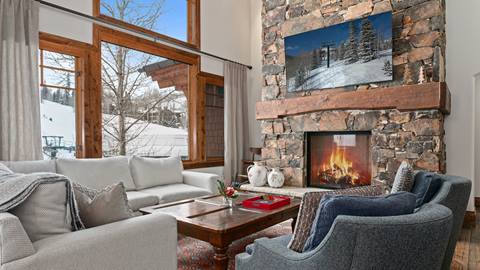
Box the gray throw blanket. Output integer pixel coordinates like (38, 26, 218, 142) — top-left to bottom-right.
(0, 172, 84, 231)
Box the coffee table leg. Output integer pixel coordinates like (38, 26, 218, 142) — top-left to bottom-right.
(291, 217, 297, 232)
(213, 246, 229, 270)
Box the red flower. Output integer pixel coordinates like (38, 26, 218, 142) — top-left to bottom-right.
(225, 187, 235, 197)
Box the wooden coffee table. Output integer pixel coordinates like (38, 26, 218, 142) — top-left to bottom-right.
(140, 193, 301, 270)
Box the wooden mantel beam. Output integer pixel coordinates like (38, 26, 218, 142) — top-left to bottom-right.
(256, 82, 451, 120)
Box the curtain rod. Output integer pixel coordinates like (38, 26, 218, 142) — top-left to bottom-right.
(34, 0, 253, 70)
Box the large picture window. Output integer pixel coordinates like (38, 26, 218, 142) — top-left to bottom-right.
(101, 42, 190, 159)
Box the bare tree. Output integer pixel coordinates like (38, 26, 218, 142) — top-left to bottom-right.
(100, 0, 178, 156)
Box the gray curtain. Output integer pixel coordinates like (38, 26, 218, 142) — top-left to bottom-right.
(0, 0, 42, 161)
(224, 62, 249, 184)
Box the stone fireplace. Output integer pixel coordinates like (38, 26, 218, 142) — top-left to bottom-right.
(307, 131, 372, 189)
(256, 0, 450, 189)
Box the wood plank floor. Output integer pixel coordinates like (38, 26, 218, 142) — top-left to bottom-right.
(451, 208, 480, 270)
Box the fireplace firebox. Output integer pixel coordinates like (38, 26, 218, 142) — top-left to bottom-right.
(306, 132, 372, 189)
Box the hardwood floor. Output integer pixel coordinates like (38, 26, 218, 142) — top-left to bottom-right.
(451, 208, 480, 270)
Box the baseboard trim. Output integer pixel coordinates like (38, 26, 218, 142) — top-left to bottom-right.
(463, 211, 476, 228)
(475, 197, 480, 207)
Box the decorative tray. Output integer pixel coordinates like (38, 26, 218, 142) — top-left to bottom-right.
(241, 195, 291, 210)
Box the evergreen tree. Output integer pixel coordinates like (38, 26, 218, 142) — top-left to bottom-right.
(358, 18, 377, 62)
(383, 60, 393, 76)
(345, 22, 358, 64)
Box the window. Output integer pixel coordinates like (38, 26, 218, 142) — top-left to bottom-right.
(204, 80, 224, 159)
(39, 49, 78, 159)
(199, 72, 225, 164)
(101, 42, 190, 159)
(96, 0, 199, 47)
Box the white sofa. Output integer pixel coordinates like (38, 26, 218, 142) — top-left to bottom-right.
(0, 156, 220, 270)
(1, 156, 220, 211)
(0, 212, 178, 270)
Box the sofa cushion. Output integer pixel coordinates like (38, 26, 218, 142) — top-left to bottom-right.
(126, 191, 159, 211)
(138, 184, 210, 204)
(1, 160, 56, 174)
(391, 161, 414, 193)
(288, 185, 384, 252)
(10, 182, 72, 242)
(411, 171, 444, 208)
(73, 182, 134, 228)
(130, 156, 183, 189)
(302, 192, 417, 252)
(57, 157, 136, 191)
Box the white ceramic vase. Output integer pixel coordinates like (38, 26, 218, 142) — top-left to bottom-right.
(267, 168, 285, 188)
(247, 162, 268, 187)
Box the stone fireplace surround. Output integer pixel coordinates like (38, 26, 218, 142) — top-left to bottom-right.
(251, 0, 449, 190)
(261, 108, 446, 188)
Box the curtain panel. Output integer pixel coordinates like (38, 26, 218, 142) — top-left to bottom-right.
(0, 0, 42, 161)
(223, 62, 249, 184)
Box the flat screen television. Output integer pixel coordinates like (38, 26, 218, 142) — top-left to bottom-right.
(285, 12, 393, 92)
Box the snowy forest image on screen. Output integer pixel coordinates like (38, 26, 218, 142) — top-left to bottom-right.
(285, 12, 393, 92)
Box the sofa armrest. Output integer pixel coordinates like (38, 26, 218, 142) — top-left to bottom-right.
(182, 171, 219, 194)
(5, 213, 177, 270)
(0, 212, 35, 265)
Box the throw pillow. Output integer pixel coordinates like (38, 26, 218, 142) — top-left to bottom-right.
(129, 156, 184, 190)
(287, 185, 384, 252)
(10, 181, 72, 242)
(391, 161, 414, 193)
(302, 192, 416, 252)
(411, 171, 444, 208)
(73, 182, 134, 228)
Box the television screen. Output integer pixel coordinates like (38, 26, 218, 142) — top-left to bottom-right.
(285, 12, 393, 92)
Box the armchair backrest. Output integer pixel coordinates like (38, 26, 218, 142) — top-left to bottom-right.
(310, 203, 452, 270)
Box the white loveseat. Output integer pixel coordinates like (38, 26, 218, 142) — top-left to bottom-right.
(1, 156, 220, 211)
(0, 156, 220, 270)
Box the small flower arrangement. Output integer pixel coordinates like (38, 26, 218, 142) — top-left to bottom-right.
(216, 180, 238, 199)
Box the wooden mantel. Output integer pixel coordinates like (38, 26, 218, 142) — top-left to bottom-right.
(256, 82, 451, 120)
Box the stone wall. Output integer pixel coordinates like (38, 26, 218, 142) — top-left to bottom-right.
(260, 0, 447, 187)
(262, 109, 445, 186)
(262, 0, 446, 100)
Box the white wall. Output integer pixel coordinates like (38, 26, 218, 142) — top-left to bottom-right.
(445, 0, 480, 211)
(248, 0, 264, 148)
(200, 0, 251, 76)
(39, 0, 92, 44)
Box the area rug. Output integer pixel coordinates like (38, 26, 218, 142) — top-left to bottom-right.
(177, 220, 292, 270)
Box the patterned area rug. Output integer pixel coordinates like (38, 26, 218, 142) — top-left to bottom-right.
(177, 220, 292, 270)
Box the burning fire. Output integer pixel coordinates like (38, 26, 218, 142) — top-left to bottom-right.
(318, 147, 360, 185)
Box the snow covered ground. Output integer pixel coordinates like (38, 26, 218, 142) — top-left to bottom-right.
(288, 50, 393, 92)
(40, 99, 188, 159)
(102, 115, 188, 158)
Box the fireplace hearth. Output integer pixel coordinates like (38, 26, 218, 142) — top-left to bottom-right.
(307, 132, 372, 189)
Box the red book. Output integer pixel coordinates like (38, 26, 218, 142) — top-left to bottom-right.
(242, 195, 291, 210)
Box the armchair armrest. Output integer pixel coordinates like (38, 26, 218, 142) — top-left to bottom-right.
(182, 171, 219, 194)
(0, 212, 35, 265)
(3, 213, 177, 270)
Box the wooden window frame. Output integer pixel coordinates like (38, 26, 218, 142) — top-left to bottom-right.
(39, 32, 93, 158)
(194, 71, 225, 168)
(92, 25, 205, 166)
(93, 0, 201, 49)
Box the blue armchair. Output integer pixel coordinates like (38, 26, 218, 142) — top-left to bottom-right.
(236, 174, 471, 270)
